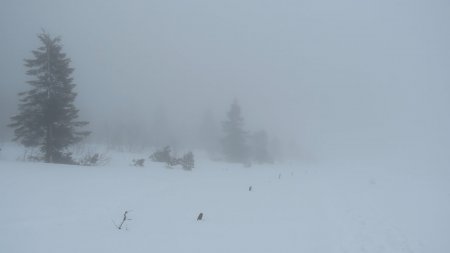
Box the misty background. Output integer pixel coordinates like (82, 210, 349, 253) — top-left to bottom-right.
(1, 0, 449, 167)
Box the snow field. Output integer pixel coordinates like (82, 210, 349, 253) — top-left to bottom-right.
(0, 143, 449, 253)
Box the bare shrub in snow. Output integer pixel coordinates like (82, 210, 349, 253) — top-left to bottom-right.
(132, 159, 145, 167)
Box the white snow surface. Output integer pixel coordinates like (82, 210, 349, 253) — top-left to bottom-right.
(0, 143, 449, 253)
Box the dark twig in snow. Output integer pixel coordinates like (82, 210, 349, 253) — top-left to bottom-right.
(114, 210, 132, 230)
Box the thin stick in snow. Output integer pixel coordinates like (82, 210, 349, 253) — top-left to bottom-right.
(114, 210, 132, 230)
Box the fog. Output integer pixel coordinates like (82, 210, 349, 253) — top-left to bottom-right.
(1, 0, 450, 166)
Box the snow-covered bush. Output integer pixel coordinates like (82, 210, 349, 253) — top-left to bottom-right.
(149, 146, 172, 163)
(166, 156, 180, 167)
(77, 153, 109, 166)
(78, 153, 99, 166)
(179, 151, 194, 170)
(150, 146, 194, 170)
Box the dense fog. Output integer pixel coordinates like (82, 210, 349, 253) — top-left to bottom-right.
(1, 0, 449, 166)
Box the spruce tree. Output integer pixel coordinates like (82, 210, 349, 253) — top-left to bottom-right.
(221, 100, 248, 163)
(9, 32, 89, 164)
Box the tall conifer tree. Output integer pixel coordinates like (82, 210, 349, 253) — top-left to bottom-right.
(9, 32, 89, 163)
(221, 100, 248, 163)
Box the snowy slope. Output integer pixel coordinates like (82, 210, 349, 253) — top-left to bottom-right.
(0, 143, 449, 253)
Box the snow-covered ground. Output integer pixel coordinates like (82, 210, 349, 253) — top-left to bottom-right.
(0, 143, 449, 253)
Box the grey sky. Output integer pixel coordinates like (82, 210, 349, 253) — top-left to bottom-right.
(1, 0, 449, 165)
